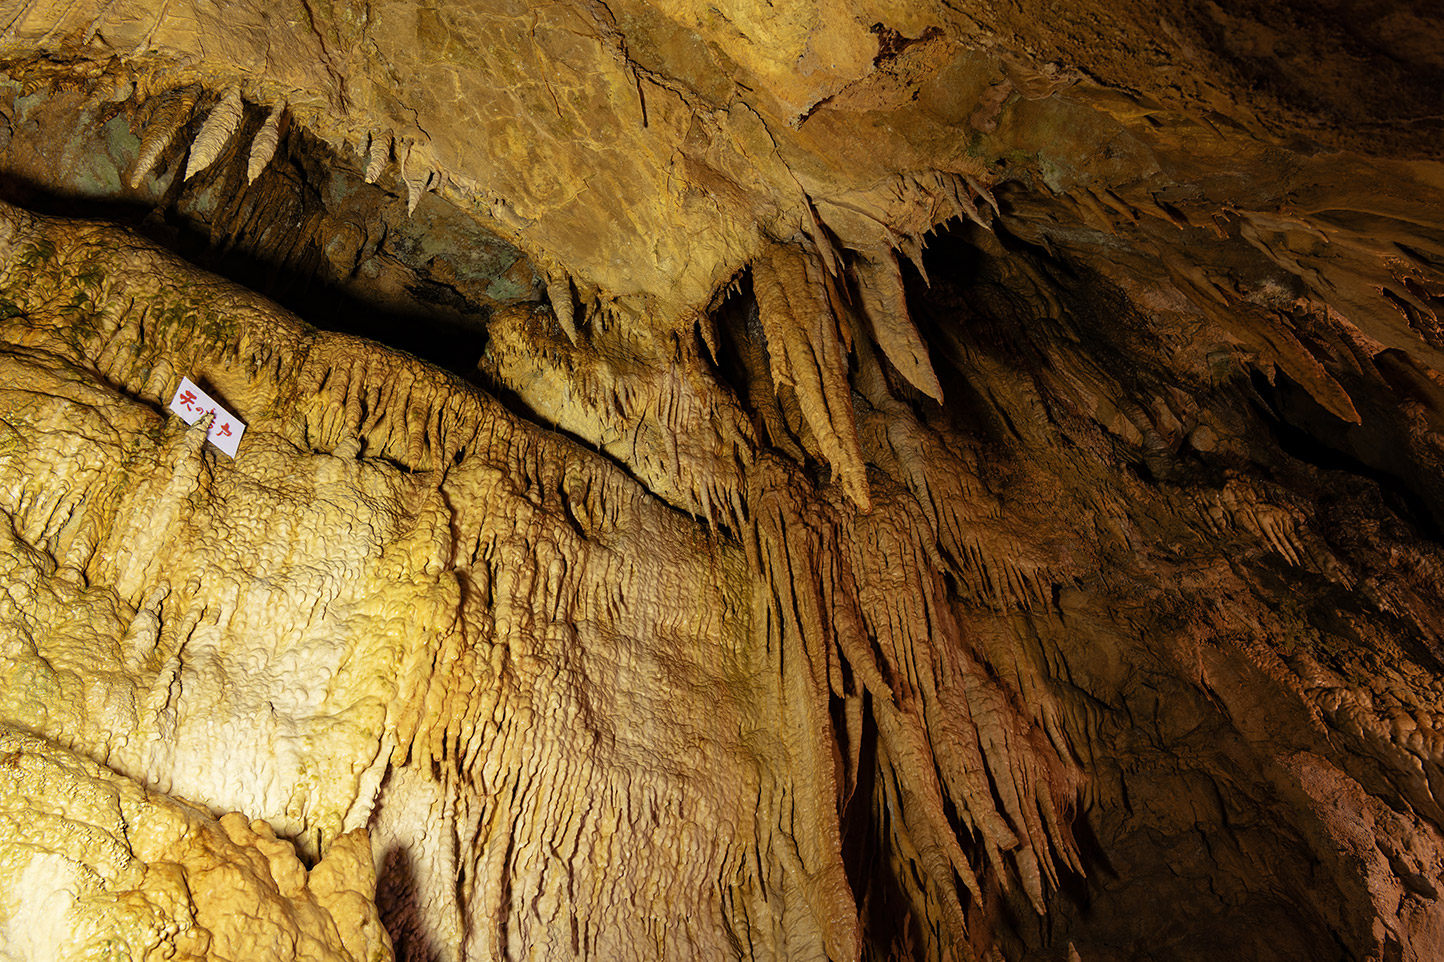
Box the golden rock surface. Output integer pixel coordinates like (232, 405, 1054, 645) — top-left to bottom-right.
(0, 727, 389, 960)
(0, 2, 1442, 961)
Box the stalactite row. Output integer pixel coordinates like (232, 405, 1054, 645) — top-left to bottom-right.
(0, 347, 147, 570)
(128, 84, 287, 188)
(728, 170, 1004, 514)
(370, 424, 784, 961)
(296, 348, 490, 472)
(124, 79, 444, 216)
(718, 215, 1070, 613)
(854, 398, 1067, 613)
(741, 456, 1083, 958)
(0, 205, 321, 427)
(353, 128, 443, 214)
(1021, 176, 1444, 434)
(0, 202, 502, 482)
(1211, 515, 1444, 832)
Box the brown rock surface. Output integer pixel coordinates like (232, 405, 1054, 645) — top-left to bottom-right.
(0, 1, 1441, 961)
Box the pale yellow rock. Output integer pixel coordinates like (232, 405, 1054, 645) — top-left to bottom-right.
(0, 726, 391, 962)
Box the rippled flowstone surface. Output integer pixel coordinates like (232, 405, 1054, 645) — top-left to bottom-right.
(0, 202, 1083, 960)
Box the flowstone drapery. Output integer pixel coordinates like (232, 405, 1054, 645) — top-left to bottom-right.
(0, 202, 1083, 960)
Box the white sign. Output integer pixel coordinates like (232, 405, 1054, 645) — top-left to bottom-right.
(168, 377, 246, 457)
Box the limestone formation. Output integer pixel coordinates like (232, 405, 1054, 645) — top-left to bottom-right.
(246, 102, 283, 185)
(182, 86, 242, 181)
(0, 1, 1442, 961)
(363, 132, 391, 186)
(127, 85, 194, 188)
(0, 728, 390, 961)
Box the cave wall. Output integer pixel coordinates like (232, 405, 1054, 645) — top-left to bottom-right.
(0, 2, 1443, 961)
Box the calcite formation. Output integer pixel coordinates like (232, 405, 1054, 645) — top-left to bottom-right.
(0, 1, 1442, 961)
(0, 729, 389, 961)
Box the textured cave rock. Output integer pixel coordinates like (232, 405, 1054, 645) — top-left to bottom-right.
(1, 2, 1444, 961)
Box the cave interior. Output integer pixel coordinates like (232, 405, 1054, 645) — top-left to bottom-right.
(0, 2, 1443, 961)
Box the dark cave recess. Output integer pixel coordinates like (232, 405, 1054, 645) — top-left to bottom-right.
(0, 79, 543, 375)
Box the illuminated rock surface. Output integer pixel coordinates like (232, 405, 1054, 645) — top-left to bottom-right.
(0, 1, 1442, 960)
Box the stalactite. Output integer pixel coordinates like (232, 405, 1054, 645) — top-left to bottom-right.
(364, 131, 391, 184)
(184, 86, 243, 181)
(740, 453, 1081, 959)
(399, 138, 431, 215)
(247, 101, 282, 184)
(127, 86, 195, 188)
(752, 239, 871, 510)
(852, 247, 944, 402)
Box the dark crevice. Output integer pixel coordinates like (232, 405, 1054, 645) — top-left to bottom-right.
(1249, 368, 1444, 543)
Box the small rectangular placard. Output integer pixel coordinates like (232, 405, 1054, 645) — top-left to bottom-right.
(168, 377, 245, 457)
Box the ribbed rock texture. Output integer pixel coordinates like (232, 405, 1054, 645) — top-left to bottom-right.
(0, 1, 1442, 961)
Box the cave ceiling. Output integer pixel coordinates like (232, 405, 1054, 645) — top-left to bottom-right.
(1, 1, 1443, 961)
